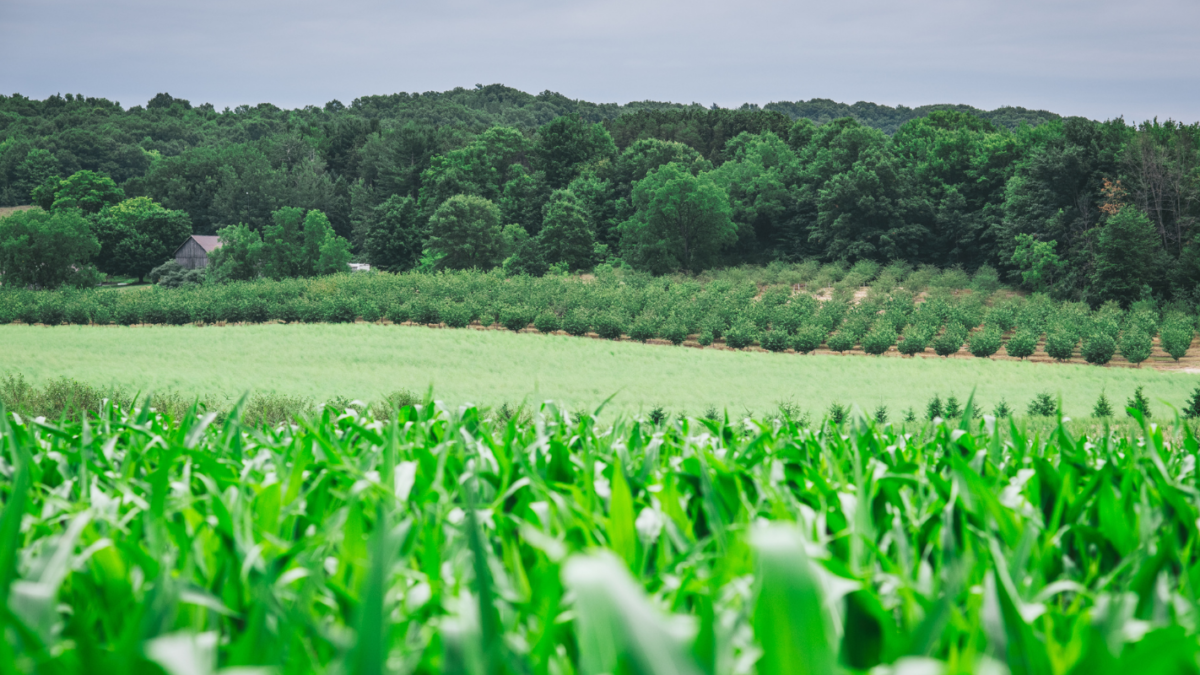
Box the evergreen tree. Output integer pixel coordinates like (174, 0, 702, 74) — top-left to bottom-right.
(944, 395, 963, 418)
(1184, 387, 1200, 419)
(1092, 392, 1114, 418)
(926, 395, 943, 420)
(363, 195, 423, 272)
(539, 190, 595, 271)
(993, 399, 1012, 419)
(1126, 386, 1152, 418)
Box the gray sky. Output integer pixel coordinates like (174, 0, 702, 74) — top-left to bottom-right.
(3, 0, 1198, 122)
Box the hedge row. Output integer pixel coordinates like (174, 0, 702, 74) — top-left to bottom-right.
(2, 269, 1196, 364)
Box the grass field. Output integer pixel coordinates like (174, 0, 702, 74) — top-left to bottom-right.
(3, 322, 1198, 418)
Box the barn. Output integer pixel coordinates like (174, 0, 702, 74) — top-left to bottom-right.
(174, 235, 223, 270)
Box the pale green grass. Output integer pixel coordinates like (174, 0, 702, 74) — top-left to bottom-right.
(2, 323, 1198, 417)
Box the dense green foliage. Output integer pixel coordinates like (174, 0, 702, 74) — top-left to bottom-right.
(4, 87, 1197, 304)
(4, 394, 1200, 674)
(1, 263, 1194, 369)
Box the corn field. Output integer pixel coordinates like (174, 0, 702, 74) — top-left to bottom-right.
(3, 396, 1200, 674)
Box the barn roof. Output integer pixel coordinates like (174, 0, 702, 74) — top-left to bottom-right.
(175, 235, 223, 256)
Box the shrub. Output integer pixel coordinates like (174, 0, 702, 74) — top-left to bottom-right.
(761, 329, 790, 352)
(724, 320, 759, 350)
(697, 327, 715, 346)
(534, 310, 561, 334)
(1027, 392, 1057, 417)
(1080, 333, 1116, 365)
(1126, 386, 1152, 418)
(1160, 322, 1193, 361)
(926, 395, 943, 420)
(1093, 393, 1113, 418)
(993, 399, 1012, 419)
(861, 324, 895, 356)
(442, 302, 473, 328)
(1044, 330, 1076, 361)
(826, 330, 855, 354)
(500, 305, 533, 332)
(944, 396, 963, 418)
(897, 325, 930, 356)
(412, 300, 441, 325)
(1003, 329, 1038, 359)
(359, 301, 382, 323)
(872, 404, 888, 424)
(594, 311, 626, 340)
(1119, 328, 1153, 366)
(932, 324, 966, 357)
(828, 402, 847, 425)
(792, 324, 825, 353)
(967, 327, 1002, 358)
(386, 303, 411, 325)
(660, 319, 688, 346)
(629, 314, 658, 342)
(562, 309, 590, 336)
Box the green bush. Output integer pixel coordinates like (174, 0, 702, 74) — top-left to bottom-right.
(967, 327, 1002, 358)
(386, 302, 411, 325)
(761, 329, 790, 352)
(1044, 330, 1076, 361)
(861, 324, 895, 356)
(412, 299, 441, 325)
(723, 320, 759, 349)
(1160, 322, 1193, 361)
(323, 296, 358, 323)
(500, 305, 533, 332)
(562, 309, 591, 336)
(826, 330, 855, 353)
(629, 314, 658, 342)
(791, 324, 825, 353)
(660, 319, 688, 345)
(1119, 328, 1153, 366)
(697, 327, 714, 346)
(534, 310, 561, 334)
(1081, 333, 1116, 365)
(442, 301, 473, 328)
(594, 311, 626, 340)
(1027, 392, 1057, 417)
(1003, 329, 1038, 359)
(932, 324, 966, 357)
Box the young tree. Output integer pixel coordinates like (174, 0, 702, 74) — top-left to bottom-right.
(539, 189, 595, 271)
(93, 197, 193, 282)
(1091, 206, 1159, 306)
(425, 194, 505, 270)
(0, 208, 99, 288)
(261, 207, 352, 278)
(1010, 234, 1063, 292)
(42, 170, 125, 214)
(619, 163, 736, 274)
(363, 195, 423, 272)
(207, 224, 263, 283)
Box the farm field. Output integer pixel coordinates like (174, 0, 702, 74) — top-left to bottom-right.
(3, 391, 1197, 674)
(2, 322, 1198, 418)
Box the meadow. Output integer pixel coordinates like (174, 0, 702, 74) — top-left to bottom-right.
(2, 322, 1198, 420)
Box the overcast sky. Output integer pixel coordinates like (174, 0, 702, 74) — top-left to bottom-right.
(3, 0, 1197, 122)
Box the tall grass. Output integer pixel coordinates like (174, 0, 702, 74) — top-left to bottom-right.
(3, 398, 1200, 673)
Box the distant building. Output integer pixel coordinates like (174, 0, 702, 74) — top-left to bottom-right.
(349, 263, 371, 273)
(174, 235, 223, 270)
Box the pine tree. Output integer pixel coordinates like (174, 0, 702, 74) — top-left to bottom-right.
(1092, 392, 1114, 418)
(828, 402, 848, 425)
(993, 399, 1012, 419)
(1126, 386, 1152, 419)
(873, 404, 888, 424)
(944, 395, 963, 419)
(904, 408, 917, 423)
(1185, 387, 1200, 419)
(926, 395, 943, 420)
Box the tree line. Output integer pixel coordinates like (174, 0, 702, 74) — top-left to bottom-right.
(1, 85, 1197, 306)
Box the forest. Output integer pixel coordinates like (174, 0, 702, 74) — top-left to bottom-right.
(1, 84, 1198, 306)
